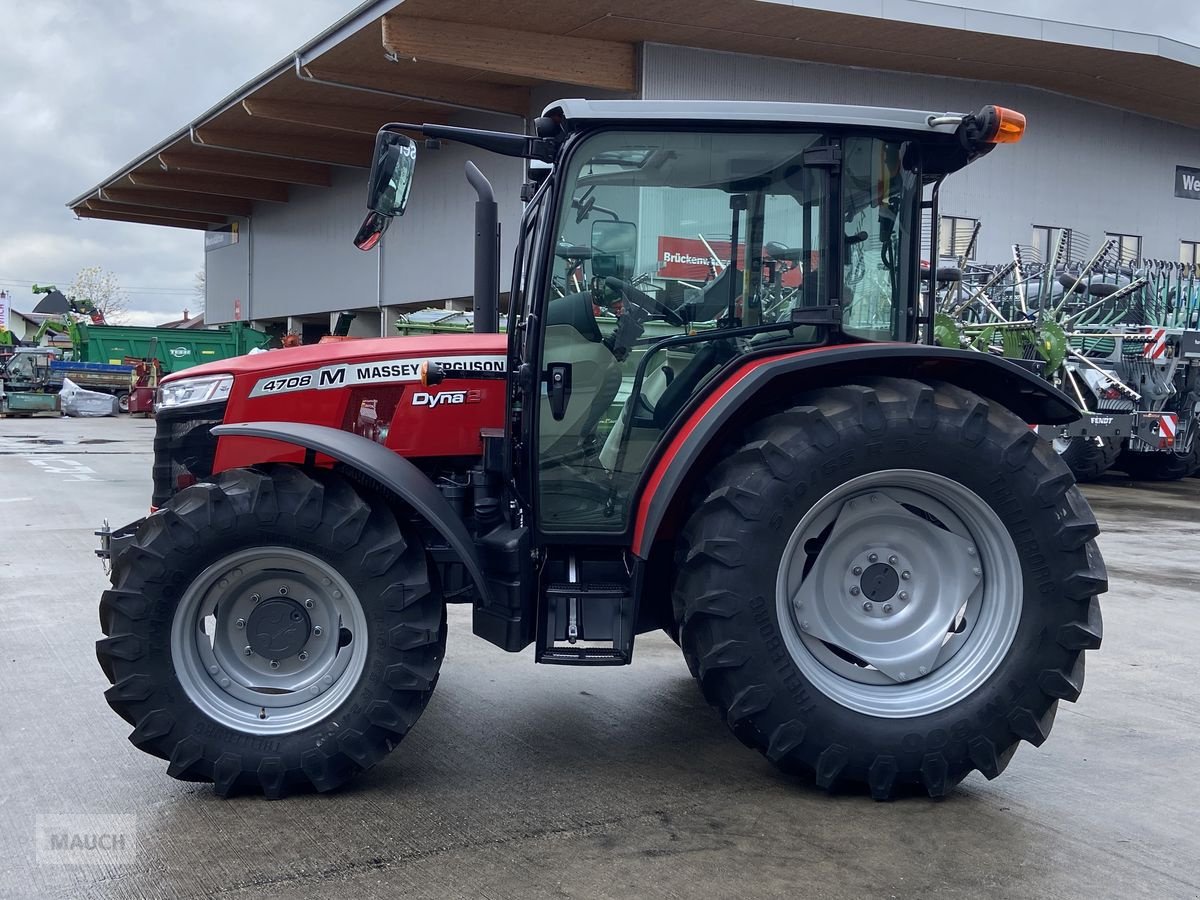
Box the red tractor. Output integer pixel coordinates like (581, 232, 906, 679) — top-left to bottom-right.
(97, 100, 1105, 800)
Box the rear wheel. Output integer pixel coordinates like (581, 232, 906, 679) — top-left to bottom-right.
(1051, 434, 1119, 482)
(674, 378, 1105, 799)
(116, 391, 130, 414)
(97, 466, 445, 797)
(1116, 442, 1199, 481)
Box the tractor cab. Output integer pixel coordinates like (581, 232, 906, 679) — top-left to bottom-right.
(354, 100, 1030, 661)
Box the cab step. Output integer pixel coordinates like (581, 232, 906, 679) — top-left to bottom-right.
(536, 560, 637, 666)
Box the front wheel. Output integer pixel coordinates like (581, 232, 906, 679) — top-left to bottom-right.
(674, 378, 1106, 799)
(97, 467, 445, 797)
(1052, 434, 1119, 482)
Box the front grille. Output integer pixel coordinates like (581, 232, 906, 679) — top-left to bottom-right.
(151, 401, 226, 508)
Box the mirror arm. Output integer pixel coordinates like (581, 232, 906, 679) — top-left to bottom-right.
(394, 122, 556, 161)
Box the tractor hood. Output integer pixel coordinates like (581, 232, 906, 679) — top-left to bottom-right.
(161, 333, 507, 384)
(175, 333, 509, 466)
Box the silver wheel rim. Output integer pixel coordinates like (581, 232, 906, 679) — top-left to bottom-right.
(170, 547, 369, 735)
(1052, 436, 1070, 455)
(776, 469, 1022, 718)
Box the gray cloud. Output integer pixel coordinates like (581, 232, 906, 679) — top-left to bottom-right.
(0, 0, 353, 322)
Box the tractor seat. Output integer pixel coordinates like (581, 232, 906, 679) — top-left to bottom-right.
(765, 241, 802, 263)
(650, 339, 736, 428)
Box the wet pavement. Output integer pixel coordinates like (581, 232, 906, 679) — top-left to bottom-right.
(0, 415, 1197, 899)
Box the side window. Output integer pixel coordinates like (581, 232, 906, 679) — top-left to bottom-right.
(841, 137, 918, 342)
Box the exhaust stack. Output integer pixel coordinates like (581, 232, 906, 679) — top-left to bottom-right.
(466, 162, 500, 334)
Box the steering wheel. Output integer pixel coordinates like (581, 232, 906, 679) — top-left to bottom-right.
(604, 277, 683, 327)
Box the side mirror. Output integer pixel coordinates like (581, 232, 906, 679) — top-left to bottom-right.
(354, 130, 416, 251)
(591, 219, 637, 282)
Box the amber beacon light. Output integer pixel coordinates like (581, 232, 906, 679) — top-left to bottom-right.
(978, 105, 1026, 143)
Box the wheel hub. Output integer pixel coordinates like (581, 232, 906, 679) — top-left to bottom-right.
(246, 598, 311, 658)
(859, 562, 899, 603)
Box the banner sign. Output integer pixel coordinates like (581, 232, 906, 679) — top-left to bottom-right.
(1175, 166, 1200, 200)
(0, 289, 9, 330)
(656, 236, 805, 286)
(205, 222, 239, 252)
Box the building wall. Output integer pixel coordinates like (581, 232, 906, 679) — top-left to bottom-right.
(205, 116, 524, 328)
(204, 219, 249, 324)
(642, 43, 1200, 264)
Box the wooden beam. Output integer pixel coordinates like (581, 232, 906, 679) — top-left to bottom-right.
(381, 16, 636, 92)
(102, 187, 254, 217)
(303, 65, 531, 116)
(83, 199, 227, 225)
(129, 170, 289, 202)
(242, 99, 443, 136)
(193, 127, 373, 168)
(159, 148, 332, 187)
(74, 208, 211, 231)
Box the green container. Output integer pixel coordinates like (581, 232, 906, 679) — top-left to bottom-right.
(73, 322, 270, 375)
(2, 392, 60, 413)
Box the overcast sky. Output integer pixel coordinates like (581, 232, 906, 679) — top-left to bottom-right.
(0, 0, 1195, 326)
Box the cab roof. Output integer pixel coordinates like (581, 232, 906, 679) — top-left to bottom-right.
(544, 99, 964, 137)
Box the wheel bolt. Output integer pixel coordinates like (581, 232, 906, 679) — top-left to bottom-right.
(278, 586, 288, 595)
(250, 593, 261, 604)
(868, 553, 878, 563)
(883, 604, 893, 614)
(269, 659, 280, 669)
(863, 601, 873, 612)
(801, 621, 810, 631)
(967, 547, 976, 556)
(235, 618, 245, 629)
(313, 626, 323, 637)
(973, 567, 982, 577)
(899, 591, 909, 601)
(852, 566, 863, 576)
(849, 586, 861, 596)
(901, 570, 911, 580)
(243, 646, 253, 656)
(305, 599, 315, 609)
(869, 494, 879, 504)
(919, 666, 928, 675)
(298, 651, 309, 661)
(888, 555, 898, 565)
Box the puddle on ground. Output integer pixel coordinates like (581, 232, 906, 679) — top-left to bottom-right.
(14, 438, 63, 445)
(77, 439, 119, 445)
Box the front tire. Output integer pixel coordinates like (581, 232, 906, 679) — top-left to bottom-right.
(1052, 434, 1119, 482)
(97, 466, 445, 798)
(674, 378, 1106, 799)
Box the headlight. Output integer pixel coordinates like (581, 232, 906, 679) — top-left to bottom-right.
(157, 374, 233, 410)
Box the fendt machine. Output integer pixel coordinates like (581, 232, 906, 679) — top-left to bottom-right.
(98, 100, 1106, 799)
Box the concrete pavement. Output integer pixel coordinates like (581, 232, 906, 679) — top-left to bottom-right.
(1, 415, 1197, 899)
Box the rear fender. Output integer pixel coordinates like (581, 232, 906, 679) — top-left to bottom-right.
(631, 343, 1078, 558)
(211, 422, 489, 606)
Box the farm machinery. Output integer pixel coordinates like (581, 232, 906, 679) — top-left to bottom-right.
(934, 234, 1200, 481)
(97, 100, 1104, 800)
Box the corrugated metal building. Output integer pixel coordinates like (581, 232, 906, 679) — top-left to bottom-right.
(70, 0, 1200, 339)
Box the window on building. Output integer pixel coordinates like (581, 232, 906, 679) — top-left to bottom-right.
(1180, 240, 1200, 269)
(1031, 225, 1072, 264)
(1106, 232, 1141, 265)
(938, 216, 978, 261)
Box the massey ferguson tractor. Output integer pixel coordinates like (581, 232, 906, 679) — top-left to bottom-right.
(97, 100, 1106, 800)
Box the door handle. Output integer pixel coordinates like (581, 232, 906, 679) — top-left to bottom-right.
(546, 362, 572, 421)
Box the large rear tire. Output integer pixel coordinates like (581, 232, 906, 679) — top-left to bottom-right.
(97, 466, 445, 798)
(673, 377, 1105, 799)
(1052, 435, 1119, 482)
